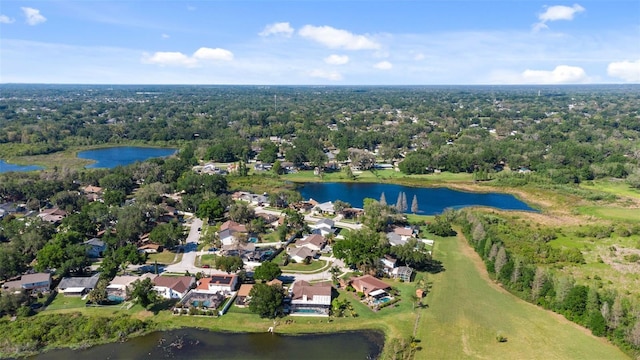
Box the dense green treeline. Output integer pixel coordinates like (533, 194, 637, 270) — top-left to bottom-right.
(457, 210, 640, 358)
(1, 85, 639, 189)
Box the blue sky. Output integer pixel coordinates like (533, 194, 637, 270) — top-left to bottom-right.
(1, 1, 638, 84)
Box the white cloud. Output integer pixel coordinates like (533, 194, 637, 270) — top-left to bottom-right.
(522, 65, 588, 84)
(299, 25, 380, 50)
(0, 14, 15, 24)
(309, 69, 343, 81)
(259, 22, 294, 37)
(534, 4, 585, 31)
(413, 53, 425, 61)
(187, 5, 196, 11)
(143, 51, 197, 67)
(324, 54, 349, 65)
(161, 33, 170, 39)
(193, 47, 234, 61)
(374, 61, 393, 70)
(607, 59, 640, 82)
(142, 47, 233, 67)
(21, 7, 46, 26)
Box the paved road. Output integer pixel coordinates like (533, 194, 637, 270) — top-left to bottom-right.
(164, 217, 203, 273)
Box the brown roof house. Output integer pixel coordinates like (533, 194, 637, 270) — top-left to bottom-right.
(38, 207, 67, 224)
(153, 276, 195, 299)
(350, 275, 391, 296)
(296, 234, 327, 252)
(2, 273, 51, 293)
(289, 280, 333, 316)
(235, 283, 254, 307)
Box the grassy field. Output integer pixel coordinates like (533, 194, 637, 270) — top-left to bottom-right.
(416, 232, 629, 360)
(577, 205, 640, 222)
(581, 180, 640, 200)
(146, 251, 182, 265)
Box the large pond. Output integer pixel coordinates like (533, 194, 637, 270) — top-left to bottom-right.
(31, 328, 384, 360)
(77, 146, 177, 169)
(0, 160, 43, 173)
(299, 182, 536, 214)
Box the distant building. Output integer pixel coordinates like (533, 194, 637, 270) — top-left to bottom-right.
(2, 273, 51, 293)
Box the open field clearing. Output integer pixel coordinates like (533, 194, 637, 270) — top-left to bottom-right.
(416, 232, 629, 360)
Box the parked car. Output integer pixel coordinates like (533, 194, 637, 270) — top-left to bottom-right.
(202, 264, 210, 268)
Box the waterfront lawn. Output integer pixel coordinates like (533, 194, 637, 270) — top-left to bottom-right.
(416, 232, 628, 360)
(44, 294, 87, 311)
(146, 251, 182, 265)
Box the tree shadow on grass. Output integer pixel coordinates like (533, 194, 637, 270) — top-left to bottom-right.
(149, 298, 179, 314)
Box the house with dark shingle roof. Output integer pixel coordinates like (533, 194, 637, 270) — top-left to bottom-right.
(58, 274, 100, 296)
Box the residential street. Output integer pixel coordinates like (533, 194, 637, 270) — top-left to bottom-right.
(161, 214, 351, 282)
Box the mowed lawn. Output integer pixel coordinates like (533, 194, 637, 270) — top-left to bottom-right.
(416, 232, 629, 360)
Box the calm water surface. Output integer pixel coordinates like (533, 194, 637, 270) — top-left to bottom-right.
(300, 182, 536, 214)
(0, 160, 43, 173)
(31, 329, 384, 360)
(77, 146, 177, 168)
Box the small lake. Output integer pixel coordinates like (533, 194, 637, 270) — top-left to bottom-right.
(300, 182, 536, 214)
(77, 146, 177, 169)
(0, 160, 43, 173)
(31, 328, 384, 360)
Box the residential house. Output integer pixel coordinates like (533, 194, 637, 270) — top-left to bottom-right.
(310, 218, 336, 237)
(341, 207, 364, 220)
(106, 273, 157, 300)
(58, 274, 100, 296)
(84, 238, 107, 258)
(386, 232, 406, 246)
(380, 255, 398, 271)
(289, 280, 332, 316)
(219, 221, 248, 246)
(38, 207, 67, 224)
(2, 273, 51, 293)
(350, 275, 391, 296)
(288, 246, 317, 263)
(81, 185, 103, 202)
(196, 274, 238, 294)
(153, 276, 195, 299)
(137, 243, 164, 253)
(235, 284, 254, 307)
(296, 234, 327, 252)
(314, 201, 335, 215)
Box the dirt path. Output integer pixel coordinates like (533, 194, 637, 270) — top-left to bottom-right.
(454, 230, 620, 346)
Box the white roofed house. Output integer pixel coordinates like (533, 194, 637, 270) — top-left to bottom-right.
(289, 280, 333, 317)
(310, 218, 336, 237)
(313, 201, 335, 215)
